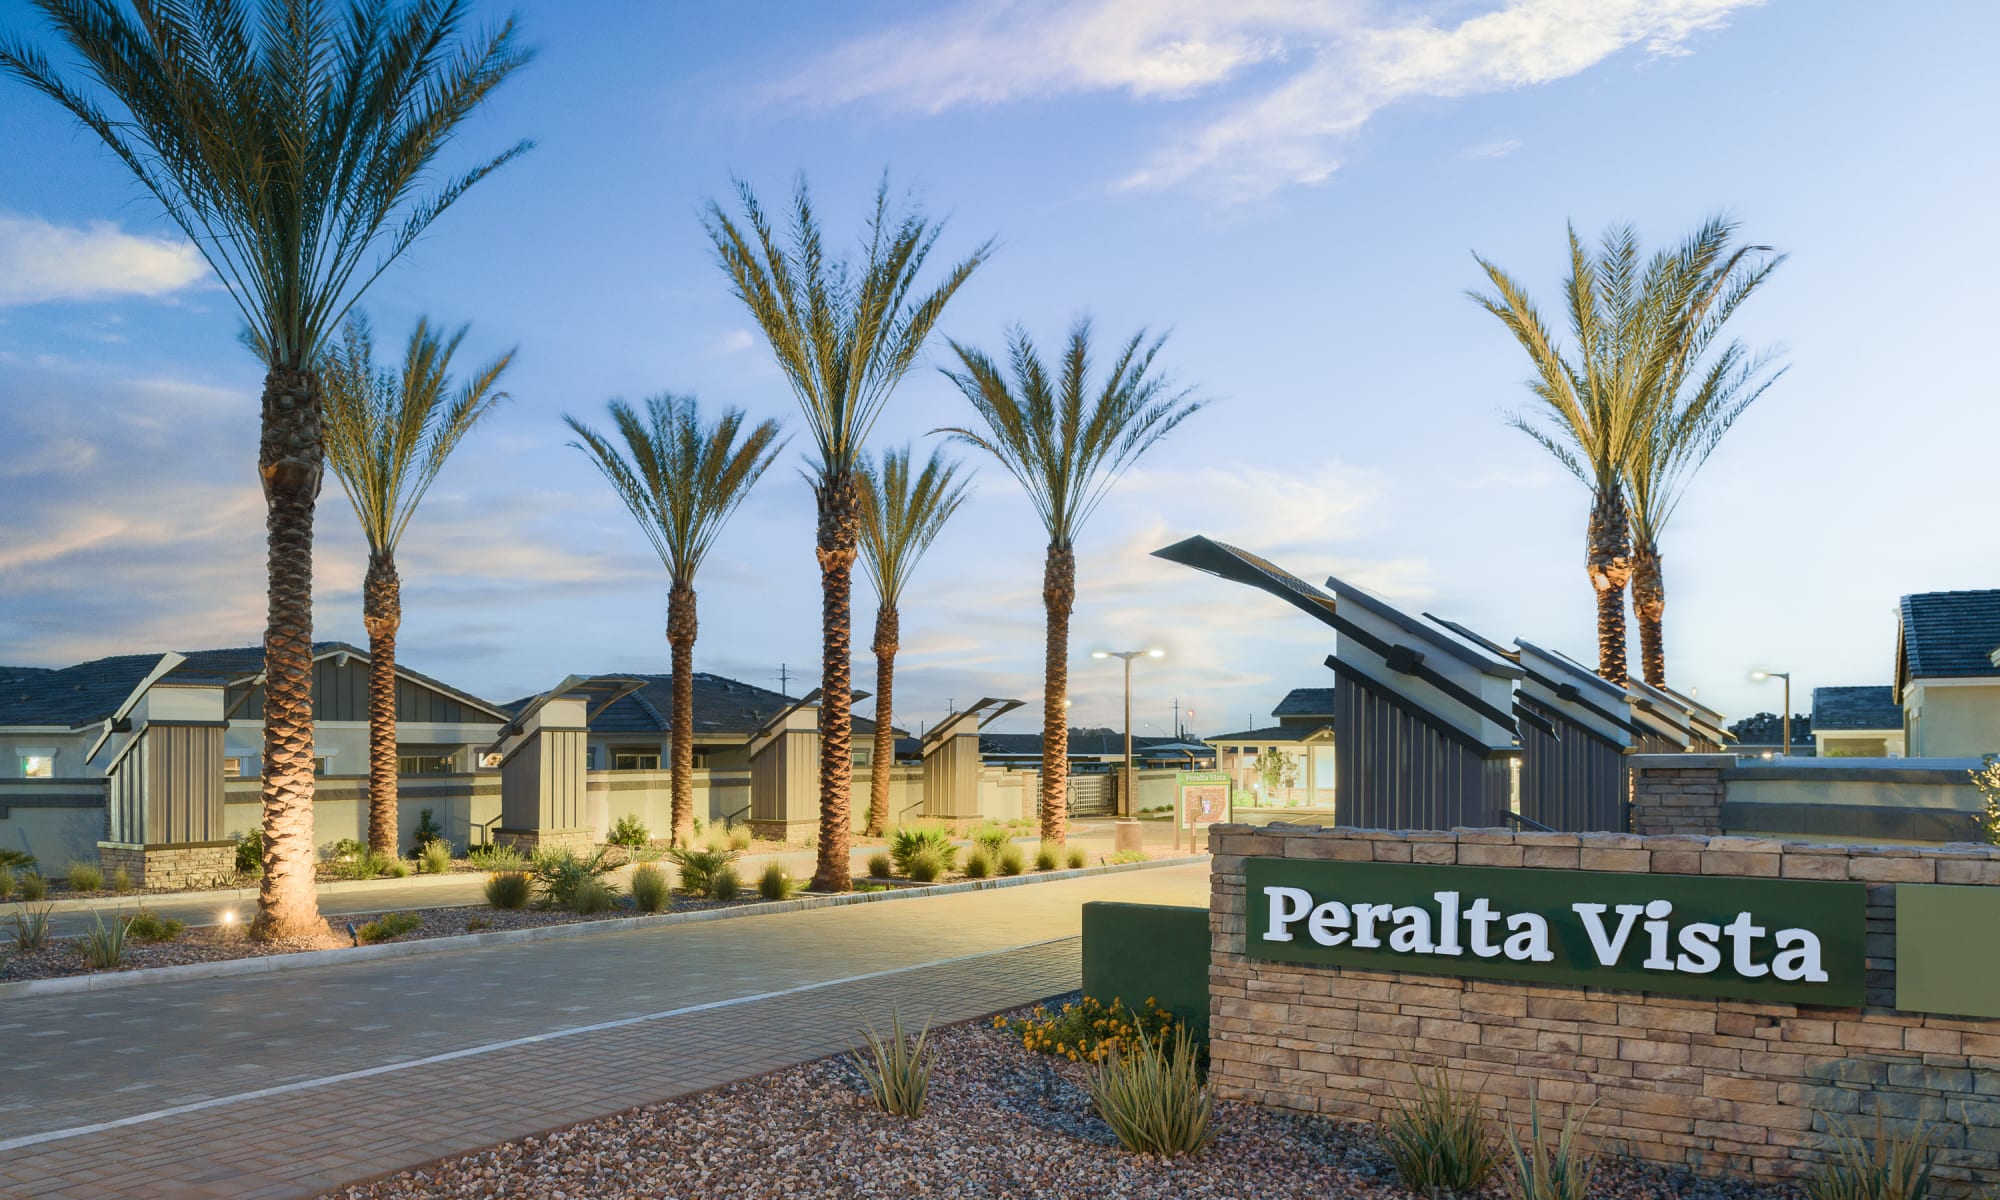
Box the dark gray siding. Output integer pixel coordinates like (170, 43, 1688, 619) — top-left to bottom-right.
(233, 657, 478, 723)
(1516, 697, 1628, 832)
(1333, 671, 1511, 831)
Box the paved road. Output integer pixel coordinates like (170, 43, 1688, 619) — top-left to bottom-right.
(0, 862, 1209, 1199)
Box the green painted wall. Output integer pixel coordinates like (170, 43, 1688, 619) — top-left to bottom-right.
(1896, 884, 2000, 1018)
(1081, 901, 1210, 1037)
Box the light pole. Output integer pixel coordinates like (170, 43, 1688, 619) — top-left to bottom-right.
(1093, 648, 1163, 822)
(1751, 670, 1791, 757)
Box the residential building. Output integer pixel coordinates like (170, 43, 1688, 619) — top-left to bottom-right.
(1206, 688, 1336, 809)
(1896, 588, 2000, 758)
(1811, 686, 1905, 757)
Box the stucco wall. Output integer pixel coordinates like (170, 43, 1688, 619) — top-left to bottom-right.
(1905, 682, 2000, 759)
(1208, 824, 2000, 1194)
(0, 779, 106, 865)
(1632, 757, 1983, 844)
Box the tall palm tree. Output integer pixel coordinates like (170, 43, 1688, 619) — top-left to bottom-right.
(940, 319, 1201, 844)
(566, 395, 784, 848)
(856, 446, 971, 836)
(1469, 226, 1667, 685)
(706, 176, 989, 891)
(322, 313, 514, 856)
(1623, 220, 1786, 686)
(2, 0, 530, 939)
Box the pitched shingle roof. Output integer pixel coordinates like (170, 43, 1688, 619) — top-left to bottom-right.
(1811, 686, 1902, 732)
(1203, 725, 1328, 744)
(977, 732, 1200, 758)
(1271, 688, 1336, 718)
(1899, 590, 2000, 682)
(516, 673, 898, 738)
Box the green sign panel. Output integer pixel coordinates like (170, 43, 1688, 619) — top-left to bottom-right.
(1177, 770, 1231, 829)
(1896, 885, 2000, 1018)
(1245, 858, 1866, 1007)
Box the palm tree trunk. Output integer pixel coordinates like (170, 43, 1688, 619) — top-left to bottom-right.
(812, 473, 859, 892)
(1585, 486, 1634, 686)
(667, 581, 698, 848)
(867, 604, 898, 837)
(1632, 538, 1667, 689)
(252, 365, 329, 941)
(1040, 541, 1076, 843)
(362, 552, 401, 857)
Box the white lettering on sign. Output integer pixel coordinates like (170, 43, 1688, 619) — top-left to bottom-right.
(1260, 887, 1825, 981)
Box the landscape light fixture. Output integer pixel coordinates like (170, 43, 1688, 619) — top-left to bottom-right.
(1750, 670, 1792, 758)
(1093, 648, 1165, 834)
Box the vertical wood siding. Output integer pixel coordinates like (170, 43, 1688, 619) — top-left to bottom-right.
(232, 657, 474, 724)
(1333, 673, 1510, 831)
(1515, 697, 1628, 832)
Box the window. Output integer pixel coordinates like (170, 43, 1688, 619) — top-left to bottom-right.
(613, 750, 661, 771)
(479, 752, 503, 769)
(313, 757, 329, 776)
(223, 757, 244, 779)
(19, 753, 54, 779)
(397, 753, 456, 776)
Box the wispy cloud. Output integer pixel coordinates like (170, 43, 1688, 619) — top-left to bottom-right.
(1460, 136, 1524, 160)
(780, 0, 1760, 201)
(0, 212, 207, 305)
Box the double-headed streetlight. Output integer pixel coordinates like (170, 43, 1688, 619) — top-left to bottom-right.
(1751, 670, 1792, 757)
(1093, 648, 1163, 819)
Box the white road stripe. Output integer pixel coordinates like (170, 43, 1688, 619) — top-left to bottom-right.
(0, 936, 1074, 1154)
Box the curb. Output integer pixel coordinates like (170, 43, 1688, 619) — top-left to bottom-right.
(0, 854, 1207, 1001)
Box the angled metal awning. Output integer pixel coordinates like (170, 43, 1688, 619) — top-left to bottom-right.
(1152, 535, 1340, 629)
(919, 697, 1023, 756)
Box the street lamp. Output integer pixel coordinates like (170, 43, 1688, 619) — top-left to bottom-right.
(1093, 648, 1164, 822)
(1751, 670, 1791, 758)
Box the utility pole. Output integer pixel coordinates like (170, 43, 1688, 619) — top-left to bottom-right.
(1172, 697, 1180, 741)
(777, 663, 790, 694)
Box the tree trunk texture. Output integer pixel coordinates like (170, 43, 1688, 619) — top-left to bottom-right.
(362, 553, 401, 857)
(1040, 542, 1077, 844)
(867, 604, 899, 837)
(1585, 487, 1634, 687)
(253, 365, 330, 941)
(812, 473, 860, 892)
(1632, 539, 1667, 689)
(667, 582, 698, 848)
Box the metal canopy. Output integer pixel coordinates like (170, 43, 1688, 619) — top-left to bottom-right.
(920, 697, 1023, 756)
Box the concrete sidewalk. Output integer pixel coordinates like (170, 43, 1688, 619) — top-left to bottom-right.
(0, 862, 1209, 1199)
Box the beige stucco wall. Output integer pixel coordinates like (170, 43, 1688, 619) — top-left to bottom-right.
(1905, 681, 2000, 758)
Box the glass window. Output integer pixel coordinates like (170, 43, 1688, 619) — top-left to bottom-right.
(20, 754, 54, 779)
(614, 751, 661, 771)
(223, 757, 243, 778)
(397, 754, 456, 775)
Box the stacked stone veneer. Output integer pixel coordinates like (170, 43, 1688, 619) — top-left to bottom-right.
(1208, 825, 2000, 1194)
(1631, 756, 1731, 836)
(95, 841, 237, 890)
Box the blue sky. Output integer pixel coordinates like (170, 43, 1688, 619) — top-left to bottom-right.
(1, 0, 1996, 736)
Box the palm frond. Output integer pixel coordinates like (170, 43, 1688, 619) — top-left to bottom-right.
(565, 394, 786, 585)
(857, 445, 971, 605)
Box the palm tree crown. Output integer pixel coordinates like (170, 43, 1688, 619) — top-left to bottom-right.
(322, 313, 515, 556)
(858, 446, 972, 609)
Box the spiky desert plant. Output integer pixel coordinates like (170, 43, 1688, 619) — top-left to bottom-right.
(0, 0, 531, 939)
(852, 1010, 934, 1117)
(567, 394, 783, 848)
(1381, 1069, 1500, 1196)
(706, 175, 990, 891)
(940, 320, 1201, 842)
(1803, 1115, 1938, 1200)
(322, 313, 512, 854)
(1086, 1025, 1214, 1157)
(1500, 1096, 1598, 1200)
(857, 446, 970, 835)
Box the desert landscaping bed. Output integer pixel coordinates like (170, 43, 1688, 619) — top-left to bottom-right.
(320, 999, 1799, 1200)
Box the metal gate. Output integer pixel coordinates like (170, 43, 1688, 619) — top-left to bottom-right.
(1066, 773, 1115, 817)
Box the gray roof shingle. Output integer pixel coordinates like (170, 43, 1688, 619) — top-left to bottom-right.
(1900, 590, 2000, 681)
(516, 673, 898, 738)
(1271, 688, 1336, 718)
(1810, 686, 1902, 732)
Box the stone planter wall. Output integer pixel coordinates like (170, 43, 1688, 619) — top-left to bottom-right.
(1208, 825, 2000, 1194)
(95, 841, 237, 890)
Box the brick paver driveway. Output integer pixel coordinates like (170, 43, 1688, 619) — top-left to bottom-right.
(0, 863, 1208, 1199)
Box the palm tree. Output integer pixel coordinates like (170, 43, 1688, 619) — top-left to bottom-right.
(856, 446, 971, 836)
(1623, 220, 1786, 686)
(2, 0, 531, 939)
(706, 176, 989, 891)
(566, 395, 784, 849)
(940, 320, 1201, 844)
(321, 313, 514, 856)
(1469, 226, 1666, 685)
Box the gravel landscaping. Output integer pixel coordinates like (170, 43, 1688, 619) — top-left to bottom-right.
(319, 998, 1802, 1200)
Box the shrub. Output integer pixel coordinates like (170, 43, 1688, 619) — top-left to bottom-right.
(757, 862, 800, 901)
(383, 859, 411, 879)
(709, 864, 742, 901)
(607, 814, 650, 849)
(484, 871, 532, 910)
(890, 824, 958, 875)
(962, 848, 993, 879)
(18, 871, 47, 901)
(80, 913, 130, 969)
(10, 905, 54, 952)
(1803, 1116, 1939, 1200)
(1108, 849, 1146, 865)
(0, 867, 13, 901)
(66, 861, 105, 892)
(852, 1011, 933, 1117)
(355, 911, 423, 944)
(408, 808, 446, 857)
(1500, 1097, 1598, 1200)
(971, 824, 1010, 859)
(325, 837, 367, 863)
(997, 846, 1026, 876)
(630, 865, 671, 913)
(418, 839, 454, 876)
(332, 847, 397, 880)
(531, 846, 618, 907)
(727, 826, 752, 852)
(570, 879, 617, 915)
(1034, 843, 1059, 872)
(1381, 1070, 1499, 1196)
(466, 916, 494, 933)
(126, 910, 185, 942)
(1066, 847, 1087, 870)
(906, 846, 946, 883)
(667, 845, 742, 898)
(467, 843, 526, 871)
(1087, 1026, 1213, 1157)
(109, 865, 135, 894)
(234, 827, 264, 875)
(866, 851, 895, 879)
(1001, 995, 1179, 1063)
(0, 848, 34, 871)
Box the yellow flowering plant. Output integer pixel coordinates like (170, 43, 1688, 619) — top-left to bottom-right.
(995, 995, 1179, 1064)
